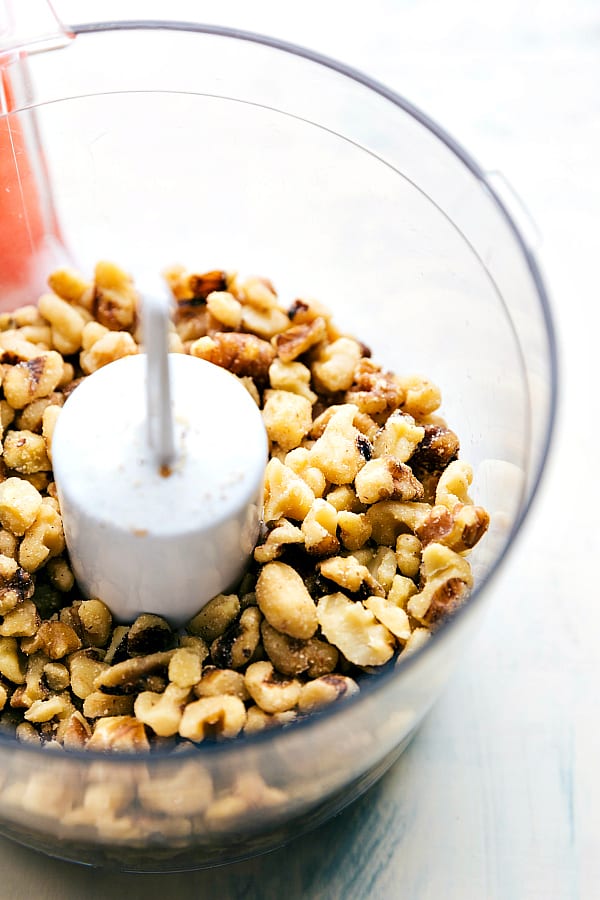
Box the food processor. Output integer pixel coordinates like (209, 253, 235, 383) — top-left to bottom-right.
(0, 0, 557, 871)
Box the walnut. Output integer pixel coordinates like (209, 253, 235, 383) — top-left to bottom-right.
(262, 389, 313, 451)
(194, 666, 249, 701)
(0, 635, 26, 683)
(256, 562, 318, 640)
(298, 674, 359, 713)
(309, 404, 365, 485)
(178, 694, 246, 742)
(407, 543, 473, 626)
(77, 599, 112, 648)
(272, 317, 327, 362)
(366, 500, 432, 546)
(301, 499, 339, 556)
(92, 261, 137, 331)
(316, 593, 395, 667)
(47, 266, 91, 305)
(284, 447, 327, 497)
(210, 606, 262, 670)
(21, 620, 81, 660)
(262, 457, 315, 523)
(134, 683, 191, 737)
(435, 460, 474, 509)
(168, 647, 203, 688)
(355, 457, 424, 505)
(137, 760, 213, 816)
(0, 599, 40, 637)
(0, 555, 34, 615)
(261, 620, 338, 678)
(2, 351, 64, 409)
(318, 555, 385, 597)
(397, 375, 442, 418)
(410, 424, 460, 473)
(93, 650, 176, 695)
(187, 593, 240, 643)
(311, 337, 363, 394)
(82, 691, 134, 719)
(415, 503, 489, 553)
(69, 650, 110, 700)
(363, 596, 412, 642)
(190, 332, 275, 380)
(87, 715, 150, 752)
(344, 358, 404, 416)
(373, 411, 425, 462)
(254, 518, 305, 564)
(166, 267, 227, 302)
(268, 358, 317, 403)
(337, 510, 372, 551)
(126, 614, 173, 656)
(244, 660, 301, 713)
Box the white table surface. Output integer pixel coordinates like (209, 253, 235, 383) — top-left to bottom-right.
(1, 1, 598, 897)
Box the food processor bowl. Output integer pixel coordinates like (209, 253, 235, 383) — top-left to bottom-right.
(0, 14, 556, 871)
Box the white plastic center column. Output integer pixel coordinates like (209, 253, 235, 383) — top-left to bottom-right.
(51, 295, 268, 627)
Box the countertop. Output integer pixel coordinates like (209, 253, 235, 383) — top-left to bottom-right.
(1, 1, 598, 897)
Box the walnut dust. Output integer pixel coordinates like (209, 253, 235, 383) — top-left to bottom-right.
(0, 261, 489, 754)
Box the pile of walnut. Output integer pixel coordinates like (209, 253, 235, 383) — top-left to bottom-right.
(0, 262, 489, 753)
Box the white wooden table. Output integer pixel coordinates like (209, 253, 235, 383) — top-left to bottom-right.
(1, 1, 596, 896)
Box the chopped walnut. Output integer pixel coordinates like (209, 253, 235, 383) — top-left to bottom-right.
(273, 316, 327, 362)
(407, 543, 473, 626)
(21, 620, 81, 660)
(92, 261, 137, 331)
(190, 332, 275, 380)
(0, 554, 34, 615)
(187, 593, 240, 644)
(344, 358, 404, 417)
(355, 457, 424, 505)
(262, 457, 315, 523)
(318, 555, 385, 597)
(210, 606, 262, 670)
(316, 593, 395, 667)
(298, 674, 359, 713)
(87, 715, 150, 752)
(373, 411, 425, 462)
(93, 650, 175, 695)
(254, 518, 305, 564)
(256, 562, 318, 640)
(261, 620, 338, 678)
(415, 503, 489, 553)
(301, 499, 339, 556)
(309, 404, 365, 485)
(262, 389, 313, 451)
(244, 660, 301, 714)
(410, 423, 459, 474)
(311, 337, 363, 394)
(178, 694, 246, 742)
(0, 260, 489, 756)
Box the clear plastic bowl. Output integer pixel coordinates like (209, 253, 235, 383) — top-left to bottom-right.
(0, 20, 557, 871)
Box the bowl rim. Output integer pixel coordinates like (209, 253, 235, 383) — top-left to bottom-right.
(0, 19, 558, 765)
